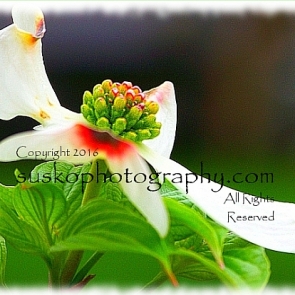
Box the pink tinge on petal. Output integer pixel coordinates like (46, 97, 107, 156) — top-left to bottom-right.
(145, 81, 174, 104)
(34, 17, 46, 38)
(73, 124, 136, 160)
(143, 81, 177, 158)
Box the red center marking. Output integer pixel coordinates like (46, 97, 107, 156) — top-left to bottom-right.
(73, 124, 135, 159)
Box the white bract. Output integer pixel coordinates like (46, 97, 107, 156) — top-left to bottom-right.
(1, 4, 295, 253)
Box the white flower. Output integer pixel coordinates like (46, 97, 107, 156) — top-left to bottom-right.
(1, 4, 295, 253)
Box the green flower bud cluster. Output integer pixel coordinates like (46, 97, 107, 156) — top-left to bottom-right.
(81, 79, 162, 143)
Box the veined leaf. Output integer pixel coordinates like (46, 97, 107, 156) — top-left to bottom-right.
(100, 181, 123, 202)
(51, 199, 171, 268)
(145, 254, 217, 288)
(165, 198, 227, 268)
(63, 163, 91, 216)
(0, 199, 48, 255)
(0, 184, 15, 209)
(159, 181, 269, 289)
(161, 180, 194, 207)
(30, 161, 75, 191)
(170, 234, 270, 290)
(221, 234, 270, 289)
(13, 183, 67, 245)
(30, 161, 91, 216)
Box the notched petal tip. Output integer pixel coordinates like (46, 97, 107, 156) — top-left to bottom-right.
(12, 4, 45, 39)
(144, 81, 175, 104)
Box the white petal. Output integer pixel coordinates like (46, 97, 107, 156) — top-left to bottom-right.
(143, 81, 177, 158)
(106, 149, 169, 237)
(138, 145, 295, 253)
(0, 5, 71, 125)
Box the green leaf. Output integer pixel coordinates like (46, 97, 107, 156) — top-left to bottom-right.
(30, 161, 91, 216)
(0, 198, 48, 255)
(173, 256, 217, 282)
(0, 236, 6, 287)
(63, 163, 91, 216)
(0, 184, 15, 209)
(51, 199, 171, 269)
(99, 180, 123, 202)
(145, 254, 217, 288)
(165, 198, 227, 268)
(30, 161, 74, 190)
(161, 180, 194, 207)
(99, 180, 144, 217)
(158, 181, 270, 289)
(222, 234, 270, 289)
(171, 234, 270, 290)
(13, 183, 67, 245)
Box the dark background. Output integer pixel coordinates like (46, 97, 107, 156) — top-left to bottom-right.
(1, 4, 295, 288)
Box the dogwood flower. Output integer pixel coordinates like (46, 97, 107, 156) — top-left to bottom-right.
(1, 4, 295, 253)
(0, 4, 173, 238)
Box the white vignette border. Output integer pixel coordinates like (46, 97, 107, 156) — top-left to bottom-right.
(1, 1, 295, 15)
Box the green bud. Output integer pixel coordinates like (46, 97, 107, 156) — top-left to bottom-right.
(136, 129, 151, 141)
(93, 83, 102, 92)
(87, 115, 96, 125)
(94, 97, 108, 118)
(125, 105, 143, 129)
(153, 122, 162, 129)
(113, 95, 126, 111)
(123, 131, 137, 142)
(142, 114, 157, 127)
(80, 80, 162, 144)
(96, 117, 110, 129)
(112, 118, 127, 135)
(83, 90, 93, 105)
(111, 95, 126, 121)
(149, 128, 161, 138)
(102, 79, 113, 93)
(133, 114, 158, 129)
(93, 84, 105, 100)
(132, 118, 145, 129)
(81, 104, 93, 118)
(146, 101, 159, 114)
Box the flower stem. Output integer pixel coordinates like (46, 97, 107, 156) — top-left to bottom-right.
(60, 250, 84, 286)
(47, 251, 67, 287)
(56, 160, 108, 287)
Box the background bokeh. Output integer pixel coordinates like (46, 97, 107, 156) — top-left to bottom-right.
(1, 3, 295, 288)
